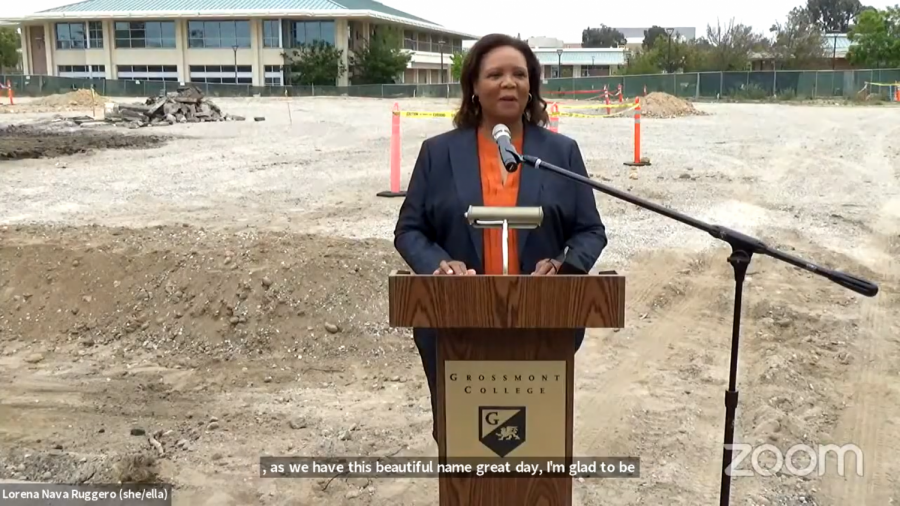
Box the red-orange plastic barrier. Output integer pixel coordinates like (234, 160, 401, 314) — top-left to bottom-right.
(377, 102, 406, 198)
(603, 85, 611, 115)
(549, 103, 560, 133)
(624, 97, 650, 167)
(6, 80, 13, 106)
(544, 89, 604, 95)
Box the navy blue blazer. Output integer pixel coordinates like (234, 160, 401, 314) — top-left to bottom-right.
(393, 123, 608, 354)
(394, 122, 608, 277)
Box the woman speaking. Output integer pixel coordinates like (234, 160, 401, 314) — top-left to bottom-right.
(393, 33, 609, 440)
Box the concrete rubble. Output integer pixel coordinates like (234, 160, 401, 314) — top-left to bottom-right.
(98, 85, 253, 128)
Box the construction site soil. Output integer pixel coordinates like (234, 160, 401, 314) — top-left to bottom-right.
(0, 124, 167, 160)
(1, 95, 899, 506)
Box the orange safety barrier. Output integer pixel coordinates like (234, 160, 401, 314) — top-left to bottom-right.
(896, 86, 900, 102)
(549, 103, 560, 132)
(377, 102, 406, 198)
(5, 80, 13, 105)
(603, 85, 611, 115)
(624, 97, 650, 167)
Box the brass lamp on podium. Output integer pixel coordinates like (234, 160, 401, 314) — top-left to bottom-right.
(465, 205, 544, 275)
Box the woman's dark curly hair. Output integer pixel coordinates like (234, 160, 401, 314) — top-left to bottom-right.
(452, 33, 549, 129)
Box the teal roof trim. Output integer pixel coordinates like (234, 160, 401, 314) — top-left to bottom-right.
(37, 0, 436, 25)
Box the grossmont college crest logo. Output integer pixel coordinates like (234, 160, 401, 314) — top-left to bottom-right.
(479, 406, 526, 457)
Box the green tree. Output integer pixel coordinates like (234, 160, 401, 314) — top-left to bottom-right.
(806, 0, 866, 32)
(349, 29, 411, 85)
(617, 49, 663, 75)
(582, 26, 627, 48)
(769, 7, 827, 69)
(642, 26, 669, 49)
(450, 49, 467, 81)
(286, 40, 346, 86)
(703, 19, 767, 70)
(0, 27, 20, 69)
(847, 6, 900, 68)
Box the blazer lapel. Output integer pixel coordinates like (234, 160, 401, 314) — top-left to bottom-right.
(516, 123, 546, 258)
(449, 128, 484, 267)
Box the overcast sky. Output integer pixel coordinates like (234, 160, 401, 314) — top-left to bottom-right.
(6, 0, 897, 40)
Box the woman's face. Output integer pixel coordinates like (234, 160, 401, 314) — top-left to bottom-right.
(473, 45, 530, 124)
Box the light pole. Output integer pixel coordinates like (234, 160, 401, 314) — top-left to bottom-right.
(556, 48, 563, 78)
(439, 38, 446, 84)
(232, 45, 239, 83)
(665, 28, 675, 73)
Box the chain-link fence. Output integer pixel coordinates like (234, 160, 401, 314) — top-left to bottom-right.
(1, 69, 898, 100)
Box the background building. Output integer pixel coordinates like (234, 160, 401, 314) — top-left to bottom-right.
(750, 33, 854, 71)
(615, 27, 697, 51)
(2, 0, 475, 86)
(526, 37, 626, 77)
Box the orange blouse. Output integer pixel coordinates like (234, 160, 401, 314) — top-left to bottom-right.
(477, 130, 524, 275)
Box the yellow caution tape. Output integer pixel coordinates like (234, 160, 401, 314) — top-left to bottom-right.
(395, 111, 455, 118)
(555, 103, 639, 119)
(557, 102, 634, 109)
(866, 81, 900, 86)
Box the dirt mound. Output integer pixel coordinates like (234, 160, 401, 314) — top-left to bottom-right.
(0, 124, 167, 160)
(0, 226, 417, 491)
(642, 92, 707, 118)
(0, 225, 405, 364)
(32, 89, 101, 108)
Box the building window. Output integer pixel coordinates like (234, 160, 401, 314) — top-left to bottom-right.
(189, 65, 253, 84)
(188, 20, 251, 48)
(57, 65, 106, 78)
(116, 65, 179, 81)
(56, 22, 104, 49)
(290, 20, 334, 47)
(264, 65, 283, 86)
(115, 22, 176, 49)
(263, 20, 281, 48)
(89, 22, 104, 48)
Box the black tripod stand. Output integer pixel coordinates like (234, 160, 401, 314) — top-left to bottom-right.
(511, 151, 879, 506)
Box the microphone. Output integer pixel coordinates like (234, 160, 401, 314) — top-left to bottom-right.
(491, 124, 521, 173)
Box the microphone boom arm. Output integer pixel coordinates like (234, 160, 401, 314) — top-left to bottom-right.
(518, 153, 876, 296)
(514, 150, 878, 506)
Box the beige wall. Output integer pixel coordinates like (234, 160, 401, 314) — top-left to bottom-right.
(27, 16, 459, 86)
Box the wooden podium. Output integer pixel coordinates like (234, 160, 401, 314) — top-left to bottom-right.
(388, 272, 626, 506)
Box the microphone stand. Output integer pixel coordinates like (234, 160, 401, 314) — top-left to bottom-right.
(510, 151, 879, 506)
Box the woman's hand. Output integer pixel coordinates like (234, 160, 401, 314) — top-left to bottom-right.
(433, 260, 476, 275)
(532, 259, 562, 275)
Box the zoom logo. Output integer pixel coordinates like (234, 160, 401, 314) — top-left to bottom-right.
(725, 443, 864, 477)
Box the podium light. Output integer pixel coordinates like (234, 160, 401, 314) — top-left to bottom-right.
(465, 206, 544, 275)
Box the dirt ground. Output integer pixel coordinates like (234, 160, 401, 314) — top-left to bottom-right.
(1, 95, 899, 506)
(0, 123, 167, 160)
